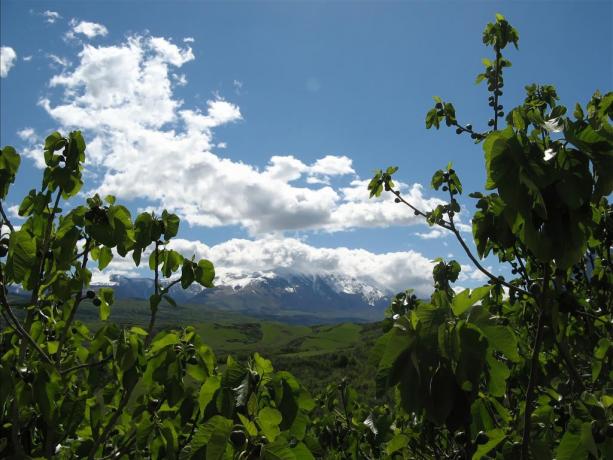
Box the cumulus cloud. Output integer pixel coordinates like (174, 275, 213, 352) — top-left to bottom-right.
(1, 47, 17, 77)
(90, 236, 437, 296)
(167, 237, 435, 296)
(38, 33, 442, 235)
(42, 10, 61, 24)
(67, 19, 108, 40)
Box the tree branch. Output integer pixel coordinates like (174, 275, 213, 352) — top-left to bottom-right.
(391, 189, 452, 230)
(0, 267, 53, 365)
(0, 201, 15, 233)
(520, 266, 549, 460)
(146, 241, 160, 346)
(19, 186, 63, 361)
(57, 238, 91, 361)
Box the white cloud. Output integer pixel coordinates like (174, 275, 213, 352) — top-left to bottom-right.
(7, 205, 22, 219)
(47, 54, 70, 68)
(183, 37, 195, 43)
(42, 10, 61, 24)
(39, 34, 443, 236)
(167, 237, 436, 296)
(23, 55, 33, 62)
(416, 229, 446, 240)
(173, 73, 188, 86)
(67, 19, 108, 40)
(1, 47, 17, 78)
(17, 127, 36, 141)
(16, 128, 45, 168)
(458, 264, 489, 283)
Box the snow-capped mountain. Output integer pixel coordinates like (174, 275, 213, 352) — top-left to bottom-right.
(99, 271, 391, 320)
(7, 271, 392, 322)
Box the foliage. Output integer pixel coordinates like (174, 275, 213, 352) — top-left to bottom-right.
(1, 13, 611, 460)
(0, 132, 315, 459)
(369, 13, 612, 460)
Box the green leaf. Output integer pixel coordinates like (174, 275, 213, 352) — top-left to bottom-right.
(149, 332, 179, 355)
(0, 145, 21, 198)
(479, 325, 520, 362)
(198, 375, 221, 412)
(471, 428, 506, 459)
(263, 439, 297, 460)
(189, 415, 232, 459)
(97, 246, 113, 270)
(194, 259, 215, 288)
(44, 131, 63, 151)
(6, 229, 37, 285)
(258, 407, 283, 441)
(162, 249, 183, 278)
(96, 288, 114, 321)
(386, 434, 409, 454)
(162, 210, 180, 239)
(254, 352, 274, 375)
(556, 423, 587, 460)
(452, 286, 492, 316)
(181, 260, 195, 288)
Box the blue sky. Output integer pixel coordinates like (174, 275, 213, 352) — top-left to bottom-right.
(1, 1, 611, 294)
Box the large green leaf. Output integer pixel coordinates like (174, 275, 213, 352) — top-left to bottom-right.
(452, 286, 492, 316)
(6, 229, 37, 285)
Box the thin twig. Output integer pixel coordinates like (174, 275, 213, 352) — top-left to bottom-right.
(60, 355, 112, 375)
(391, 189, 452, 230)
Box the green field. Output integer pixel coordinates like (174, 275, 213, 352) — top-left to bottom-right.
(3, 294, 383, 398)
(191, 319, 381, 397)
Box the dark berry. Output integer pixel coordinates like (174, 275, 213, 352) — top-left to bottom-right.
(86, 290, 96, 299)
(475, 431, 489, 445)
(93, 298, 102, 306)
